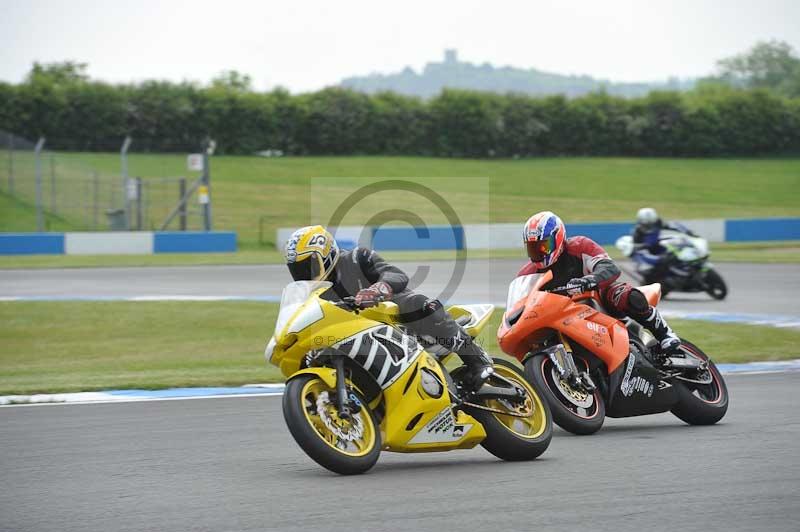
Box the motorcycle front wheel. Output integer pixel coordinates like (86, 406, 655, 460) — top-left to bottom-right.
(466, 359, 552, 461)
(703, 268, 728, 300)
(524, 353, 606, 435)
(282, 374, 381, 475)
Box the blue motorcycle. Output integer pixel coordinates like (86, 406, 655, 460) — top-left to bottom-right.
(616, 232, 727, 300)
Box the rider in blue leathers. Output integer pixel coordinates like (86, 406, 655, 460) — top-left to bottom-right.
(632, 208, 696, 282)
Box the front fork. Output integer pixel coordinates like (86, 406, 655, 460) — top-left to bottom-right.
(331, 355, 361, 419)
(542, 335, 597, 393)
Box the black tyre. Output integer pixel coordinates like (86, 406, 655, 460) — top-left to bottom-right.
(671, 340, 729, 425)
(703, 268, 727, 300)
(282, 374, 381, 475)
(467, 359, 552, 461)
(524, 353, 605, 435)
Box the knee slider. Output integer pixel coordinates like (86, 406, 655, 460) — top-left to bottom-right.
(405, 294, 442, 316)
(400, 295, 444, 324)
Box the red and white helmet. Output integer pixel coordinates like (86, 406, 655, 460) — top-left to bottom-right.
(523, 211, 566, 269)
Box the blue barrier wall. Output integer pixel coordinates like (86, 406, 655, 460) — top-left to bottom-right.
(0, 232, 237, 255)
(153, 231, 237, 253)
(0, 233, 65, 255)
(371, 225, 465, 251)
(725, 218, 800, 242)
(323, 217, 798, 251)
(565, 222, 634, 245)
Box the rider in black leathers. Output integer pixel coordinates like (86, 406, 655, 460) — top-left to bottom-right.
(285, 226, 494, 390)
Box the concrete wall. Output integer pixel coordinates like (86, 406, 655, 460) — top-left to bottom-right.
(0, 231, 237, 255)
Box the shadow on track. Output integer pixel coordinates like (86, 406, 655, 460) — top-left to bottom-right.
(278, 455, 556, 478)
(577, 421, 729, 435)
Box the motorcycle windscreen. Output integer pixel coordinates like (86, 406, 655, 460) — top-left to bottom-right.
(505, 273, 548, 309)
(274, 280, 333, 335)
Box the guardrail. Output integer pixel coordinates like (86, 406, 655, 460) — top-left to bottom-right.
(0, 231, 237, 255)
(276, 218, 800, 251)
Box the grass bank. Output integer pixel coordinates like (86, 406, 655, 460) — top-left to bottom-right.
(1, 301, 797, 395)
(3, 155, 799, 246)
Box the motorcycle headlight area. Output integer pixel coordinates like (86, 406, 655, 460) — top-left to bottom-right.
(419, 368, 443, 398)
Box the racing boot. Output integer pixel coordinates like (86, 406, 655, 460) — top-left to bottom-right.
(450, 331, 495, 392)
(635, 306, 681, 356)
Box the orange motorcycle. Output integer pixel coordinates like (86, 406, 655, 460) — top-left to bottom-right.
(497, 271, 728, 435)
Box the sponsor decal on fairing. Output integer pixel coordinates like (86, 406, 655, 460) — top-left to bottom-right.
(408, 406, 472, 444)
(620, 353, 654, 397)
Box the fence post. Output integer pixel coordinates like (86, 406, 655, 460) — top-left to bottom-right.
(201, 140, 215, 231)
(50, 154, 56, 213)
(179, 177, 187, 231)
(34, 137, 46, 232)
(121, 136, 132, 230)
(93, 171, 99, 229)
(135, 177, 143, 231)
(7, 132, 13, 195)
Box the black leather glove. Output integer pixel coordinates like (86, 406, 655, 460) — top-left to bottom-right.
(565, 275, 598, 296)
(354, 281, 393, 308)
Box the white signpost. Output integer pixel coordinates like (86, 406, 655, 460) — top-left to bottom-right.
(187, 153, 204, 172)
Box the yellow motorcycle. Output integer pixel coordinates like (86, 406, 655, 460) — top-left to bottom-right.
(265, 280, 553, 475)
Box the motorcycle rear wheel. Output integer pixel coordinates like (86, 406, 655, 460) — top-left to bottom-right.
(671, 340, 729, 425)
(524, 353, 606, 435)
(466, 359, 552, 461)
(283, 374, 381, 475)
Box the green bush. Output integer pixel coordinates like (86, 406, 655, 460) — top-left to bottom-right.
(0, 70, 798, 156)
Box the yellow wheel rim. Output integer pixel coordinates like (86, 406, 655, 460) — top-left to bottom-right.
(300, 378, 377, 457)
(486, 365, 548, 439)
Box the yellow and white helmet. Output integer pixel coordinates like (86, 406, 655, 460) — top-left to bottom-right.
(284, 225, 340, 281)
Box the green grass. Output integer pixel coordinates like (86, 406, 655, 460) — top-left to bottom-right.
(0, 301, 280, 395)
(1, 301, 798, 395)
(0, 192, 78, 233)
(44, 154, 800, 247)
(474, 311, 800, 366)
(1, 240, 798, 269)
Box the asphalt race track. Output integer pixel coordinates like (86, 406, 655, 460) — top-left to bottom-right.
(2, 260, 798, 531)
(2, 260, 799, 316)
(1, 372, 798, 532)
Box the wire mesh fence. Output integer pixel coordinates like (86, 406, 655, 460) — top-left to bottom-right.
(1, 131, 124, 231)
(1, 130, 213, 232)
(130, 176, 207, 231)
(2, 132, 37, 207)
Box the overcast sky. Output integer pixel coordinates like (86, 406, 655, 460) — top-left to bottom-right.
(2, 0, 799, 92)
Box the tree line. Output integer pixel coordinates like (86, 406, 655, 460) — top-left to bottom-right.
(1, 47, 799, 157)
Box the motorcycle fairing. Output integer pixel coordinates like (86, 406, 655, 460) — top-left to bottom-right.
(331, 324, 422, 390)
(605, 350, 678, 418)
(380, 351, 486, 452)
(447, 304, 495, 337)
(270, 287, 488, 453)
(557, 304, 630, 373)
(499, 289, 630, 373)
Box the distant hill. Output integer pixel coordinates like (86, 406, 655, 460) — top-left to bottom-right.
(340, 50, 694, 98)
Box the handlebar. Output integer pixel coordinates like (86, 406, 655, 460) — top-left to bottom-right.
(334, 295, 386, 311)
(546, 285, 573, 295)
(545, 285, 599, 300)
